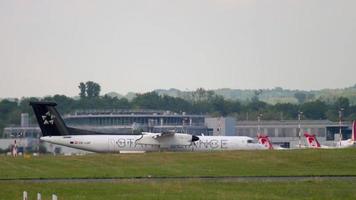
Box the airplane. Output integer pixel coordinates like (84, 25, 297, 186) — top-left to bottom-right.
(30, 102, 266, 153)
(257, 135, 286, 150)
(304, 130, 355, 149)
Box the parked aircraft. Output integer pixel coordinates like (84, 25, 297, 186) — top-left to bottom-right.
(304, 131, 355, 149)
(30, 102, 265, 153)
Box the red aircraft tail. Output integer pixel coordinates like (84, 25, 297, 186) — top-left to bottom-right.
(257, 135, 273, 150)
(304, 132, 321, 148)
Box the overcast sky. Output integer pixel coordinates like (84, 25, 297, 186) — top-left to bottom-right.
(0, 0, 355, 98)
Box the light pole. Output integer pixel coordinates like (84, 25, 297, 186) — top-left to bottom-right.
(298, 111, 303, 149)
(338, 108, 344, 147)
(257, 113, 263, 137)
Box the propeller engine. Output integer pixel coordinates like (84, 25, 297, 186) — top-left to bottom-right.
(192, 135, 200, 142)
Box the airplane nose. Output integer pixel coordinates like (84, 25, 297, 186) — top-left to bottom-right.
(192, 135, 199, 142)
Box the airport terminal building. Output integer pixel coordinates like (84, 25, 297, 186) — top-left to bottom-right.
(63, 109, 209, 135)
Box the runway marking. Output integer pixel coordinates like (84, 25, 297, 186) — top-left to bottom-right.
(1, 175, 356, 183)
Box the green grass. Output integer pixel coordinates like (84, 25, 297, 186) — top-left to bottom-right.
(1, 180, 356, 200)
(1, 149, 356, 199)
(1, 148, 356, 179)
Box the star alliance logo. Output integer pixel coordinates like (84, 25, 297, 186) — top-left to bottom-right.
(42, 111, 55, 125)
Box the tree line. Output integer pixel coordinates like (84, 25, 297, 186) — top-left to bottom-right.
(0, 82, 355, 137)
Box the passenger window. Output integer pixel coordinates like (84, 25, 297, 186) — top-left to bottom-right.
(247, 140, 253, 143)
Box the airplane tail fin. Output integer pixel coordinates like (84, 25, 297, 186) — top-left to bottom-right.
(352, 121, 356, 142)
(29, 102, 69, 137)
(257, 135, 273, 150)
(304, 132, 321, 148)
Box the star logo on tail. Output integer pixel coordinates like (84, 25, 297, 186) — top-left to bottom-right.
(42, 111, 55, 125)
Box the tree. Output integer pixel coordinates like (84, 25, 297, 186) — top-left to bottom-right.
(301, 100, 328, 119)
(250, 89, 263, 105)
(294, 92, 307, 104)
(211, 96, 228, 116)
(226, 100, 242, 114)
(78, 82, 86, 98)
(248, 94, 267, 112)
(92, 83, 101, 97)
(0, 99, 20, 137)
(191, 88, 216, 102)
(132, 92, 162, 109)
(84, 81, 101, 98)
(334, 97, 350, 111)
(272, 103, 299, 120)
(0, 99, 18, 114)
(325, 97, 350, 121)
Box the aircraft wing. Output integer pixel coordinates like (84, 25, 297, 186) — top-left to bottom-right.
(142, 131, 175, 139)
(137, 132, 197, 146)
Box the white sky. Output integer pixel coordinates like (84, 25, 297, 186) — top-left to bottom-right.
(0, 0, 355, 98)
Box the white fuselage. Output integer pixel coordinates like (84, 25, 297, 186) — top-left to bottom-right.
(40, 134, 265, 153)
(332, 139, 355, 149)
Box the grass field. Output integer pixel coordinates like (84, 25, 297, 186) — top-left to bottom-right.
(1, 149, 356, 179)
(1, 180, 356, 200)
(1, 149, 356, 199)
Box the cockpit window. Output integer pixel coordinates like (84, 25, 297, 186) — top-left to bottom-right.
(247, 139, 253, 143)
